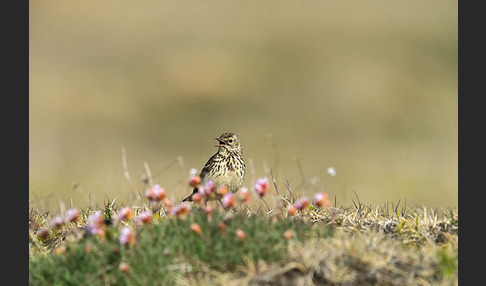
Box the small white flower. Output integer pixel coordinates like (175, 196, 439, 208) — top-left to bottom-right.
(189, 168, 198, 178)
(327, 167, 337, 177)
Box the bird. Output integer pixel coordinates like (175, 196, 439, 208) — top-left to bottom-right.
(182, 132, 246, 202)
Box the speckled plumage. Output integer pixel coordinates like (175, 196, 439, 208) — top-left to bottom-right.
(182, 133, 246, 202)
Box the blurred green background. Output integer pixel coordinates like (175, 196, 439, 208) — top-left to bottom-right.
(29, 1, 457, 213)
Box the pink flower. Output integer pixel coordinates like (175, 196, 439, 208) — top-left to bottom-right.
(204, 205, 214, 222)
(287, 205, 297, 216)
(189, 175, 201, 188)
(190, 223, 203, 237)
(50, 215, 64, 230)
(152, 185, 166, 201)
(119, 262, 130, 273)
(284, 230, 293, 240)
(218, 222, 227, 237)
(203, 180, 215, 196)
(221, 192, 236, 209)
(163, 198, 173, 213)
(192, 192, 203, 203)
(36, 228, 49, 240)
(236, 229, 246, 241)
(118, 207, 133, 222)
(65, 209, 80, 223)
(313, 192, 331, 208)
(53, 245, 66, 255)
(86, 211, 104, 235)
(238, 187, 251, 203)
(145, 187, 155, 201)
(135, 210, 153, 225)
(254, 177, 270, 198)
(171, 203, 192, 217)
(294, 197, 310, 211)
(119, 227, 136, 246)
(217, 186, 228, 196)
(145, 184, 166, 202)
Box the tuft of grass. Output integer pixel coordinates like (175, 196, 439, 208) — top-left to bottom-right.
(236, 230, 458, 286)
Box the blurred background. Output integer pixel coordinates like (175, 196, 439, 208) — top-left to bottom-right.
(29, 1, 457, 214)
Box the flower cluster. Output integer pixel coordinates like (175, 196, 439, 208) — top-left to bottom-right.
(189, 177, 217, 203)
(40, 176, 332, 254)
(286, 192, 332, 216)
(45, 208, 81, 235)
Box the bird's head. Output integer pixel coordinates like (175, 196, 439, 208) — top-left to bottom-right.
(215, 133, 242, 155)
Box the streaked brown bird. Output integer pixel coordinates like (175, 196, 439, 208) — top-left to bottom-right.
(182, 132, 246, 202)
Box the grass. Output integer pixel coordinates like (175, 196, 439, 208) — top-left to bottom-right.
(29, 181, 458, 285)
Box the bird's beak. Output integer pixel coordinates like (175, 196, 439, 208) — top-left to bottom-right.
(215, 138, 224, 147)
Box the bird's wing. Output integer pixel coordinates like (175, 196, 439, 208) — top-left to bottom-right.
(198, 152, 219, 182)
(181, 152, 219, 202)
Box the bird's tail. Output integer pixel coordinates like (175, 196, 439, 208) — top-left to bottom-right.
(181, 188, 198, 202)
(181, 195, 192, 202)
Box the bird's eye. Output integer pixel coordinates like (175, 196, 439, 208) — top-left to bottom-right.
(228, 139, 234, 144)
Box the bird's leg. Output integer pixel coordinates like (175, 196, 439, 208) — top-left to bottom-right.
(218, 199, 225, 209)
